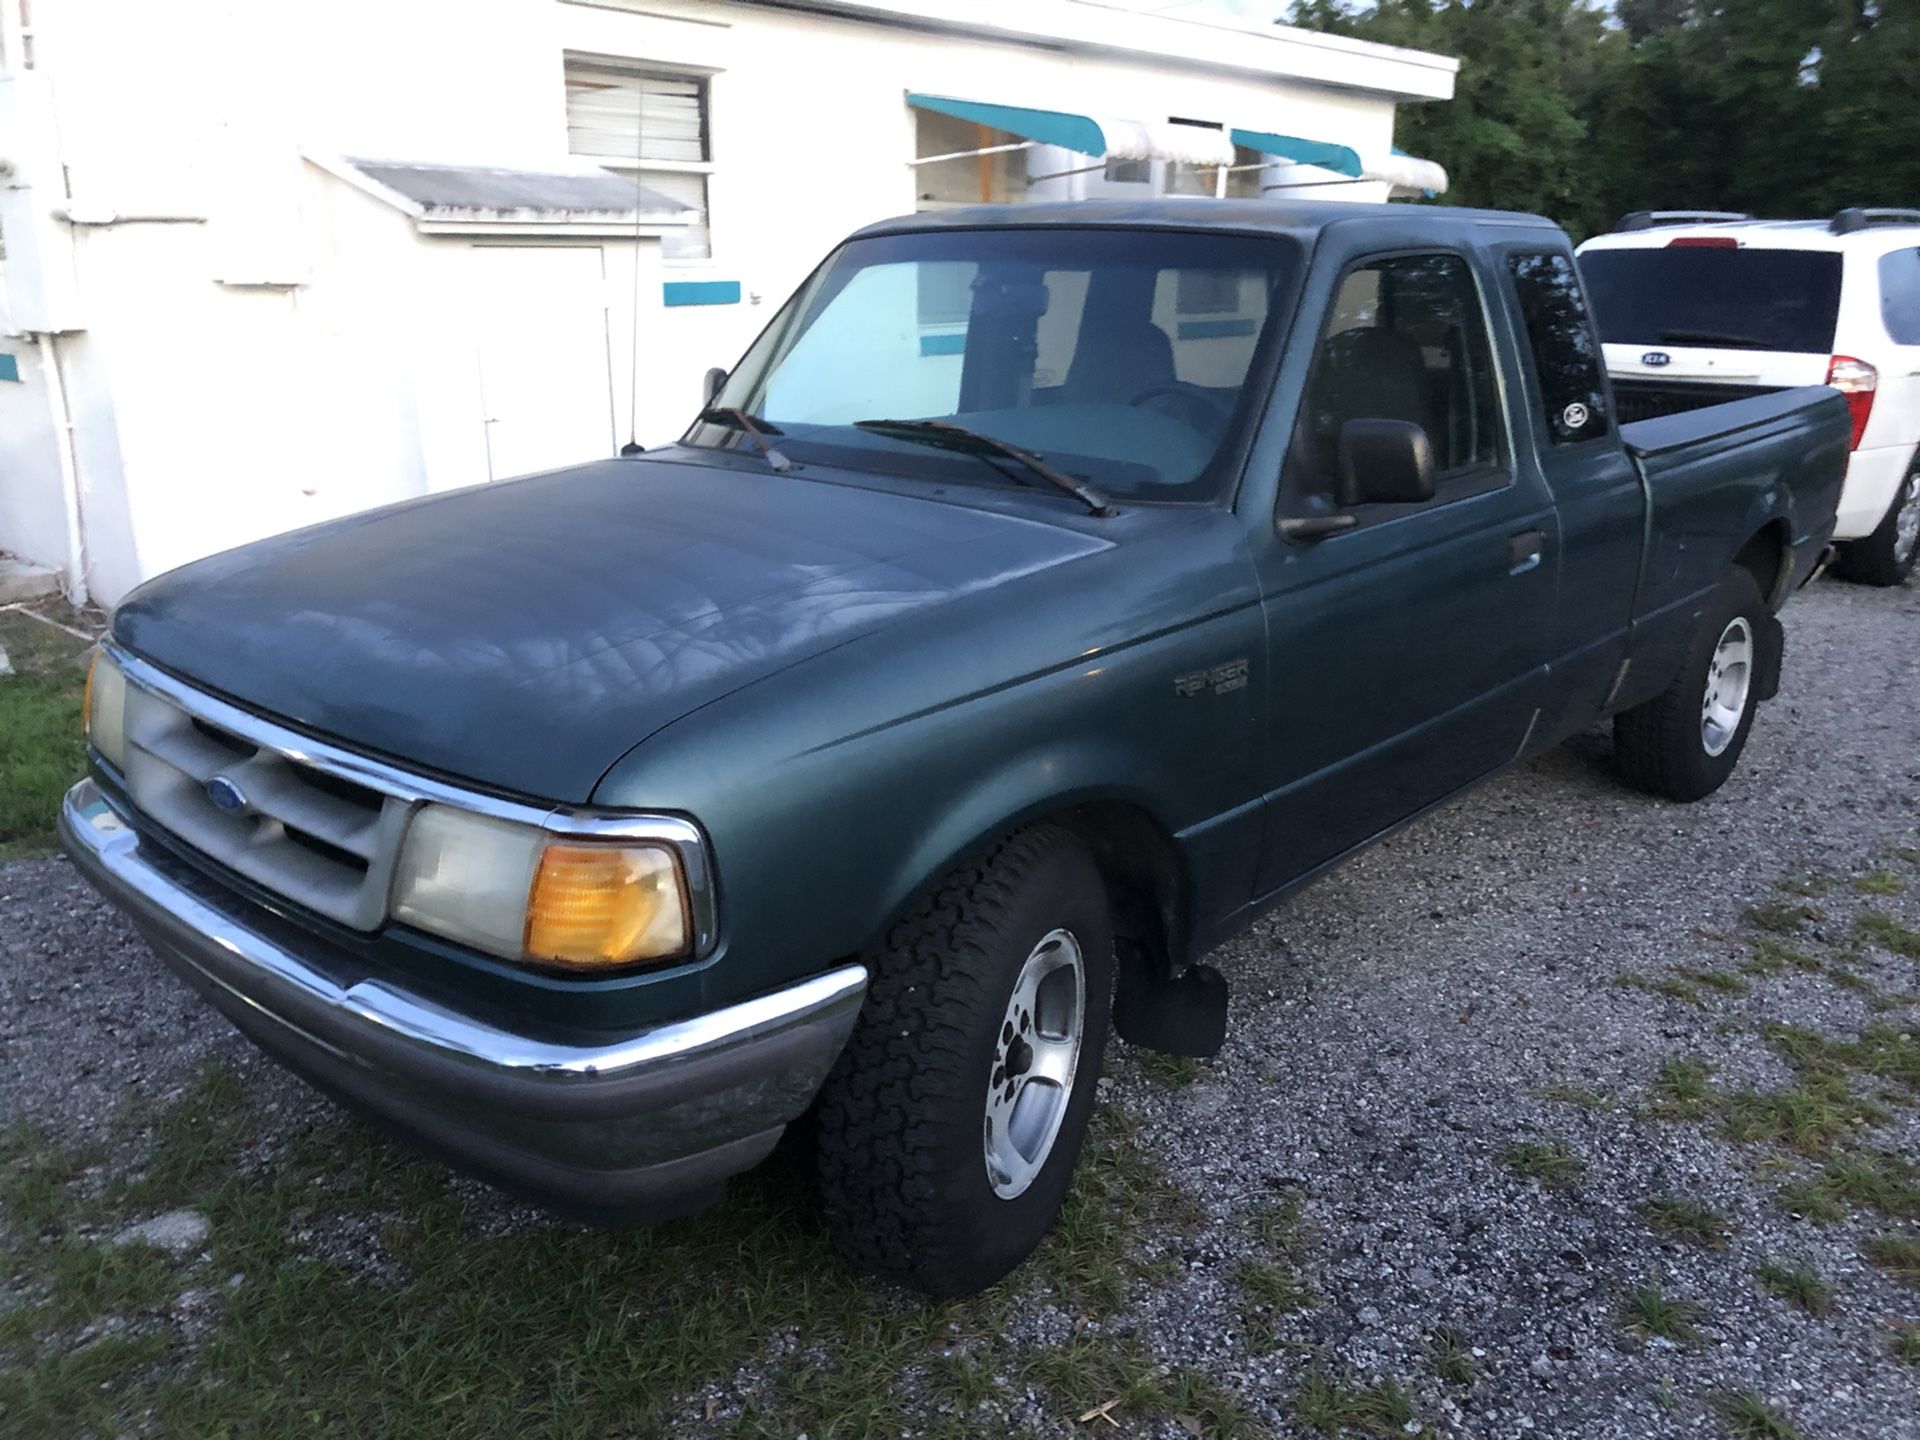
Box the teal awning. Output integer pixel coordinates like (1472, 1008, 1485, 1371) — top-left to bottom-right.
(1229, 128, 1363, 180)
(907, 93, 1108, 159)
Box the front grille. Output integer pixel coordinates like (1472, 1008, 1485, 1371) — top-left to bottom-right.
(120, 681, 412, 930)
(1613, 380, 1783, 426)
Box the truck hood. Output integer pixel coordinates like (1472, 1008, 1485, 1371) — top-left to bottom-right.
(113, 457, 1111, 802)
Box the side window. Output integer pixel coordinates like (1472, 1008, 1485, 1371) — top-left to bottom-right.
(1293, 253, 1501, 498)
(1880, 249, 1920, 345)
(1506, 252, 1611, 444)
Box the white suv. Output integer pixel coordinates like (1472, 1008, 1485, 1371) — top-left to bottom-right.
(1578, 209, 1920, 586)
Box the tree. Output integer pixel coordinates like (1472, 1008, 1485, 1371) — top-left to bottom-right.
(1286, 0, 1919, 235)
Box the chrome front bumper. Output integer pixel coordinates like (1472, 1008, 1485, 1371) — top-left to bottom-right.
(59, 778, 866, 1220)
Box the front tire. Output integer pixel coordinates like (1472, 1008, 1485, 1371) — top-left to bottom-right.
(814, 825, 1114, 1297)
(1613, 568, 1767, 802)
(1833, 463, 1920, 587)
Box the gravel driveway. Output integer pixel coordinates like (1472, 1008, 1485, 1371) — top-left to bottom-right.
(3, 575, 1917, 1439)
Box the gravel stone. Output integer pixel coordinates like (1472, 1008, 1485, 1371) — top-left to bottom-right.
(114, 1208, 210, 1254)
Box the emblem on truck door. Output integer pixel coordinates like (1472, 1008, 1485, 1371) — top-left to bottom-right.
(1174, 659, 1250, 698)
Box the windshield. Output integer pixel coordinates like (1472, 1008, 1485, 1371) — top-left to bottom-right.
(1579, 246, 1843, 354)
(690, 226, 1304, 505)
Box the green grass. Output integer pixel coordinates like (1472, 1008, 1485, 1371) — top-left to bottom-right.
(1854, 911, 1920, 961)
(1756, 1258, 1832, 1316)
(1745, 901, 1821, 935)
(0, 609, 91, 860)
(1892, 1322, 1920, 1366)
(1503, 1139, 1584, 1189)
(1620, 1281, 1705, 1347)
(1017, 1334, 1257, 1437)
(1235, 1196, 1315, 1351)
(1853, 869, 1904, 897)
(1134, 1049, 1202, 1089)
(1721, 1084, 1867, 1153)
(1679, 967, 1748, 995)
(1712, 1389, 1804, 1440)
(0, 1063, 1232, 1439)
(1651, 1057, 1717, 1118)
(1426, 1327, 1476, 1386)
(1776, 1177, 1847, 1225)
(1742, 938, 1823, 977)
(1641, 1194, 1731, 1248)
(1775, 874, 1834, 898)
(1294, 1370, 1418, 1437)
(1864, 1234, 1920, 1285)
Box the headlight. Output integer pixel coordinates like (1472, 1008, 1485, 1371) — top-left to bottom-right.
(85, 649, 129, 771)
(391, 804, 691, 970)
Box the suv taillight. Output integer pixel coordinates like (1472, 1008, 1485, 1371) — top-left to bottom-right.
(1827, 355, 1878, 450)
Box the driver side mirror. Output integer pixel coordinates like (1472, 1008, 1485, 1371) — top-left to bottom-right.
(703, 366, 729, 404)
(1335, 419, 1437, 508)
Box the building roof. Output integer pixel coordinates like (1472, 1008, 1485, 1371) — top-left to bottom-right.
(349, 160, 689, 218)
(307, 155, 694, 237)
(734, 0, 1459, 101)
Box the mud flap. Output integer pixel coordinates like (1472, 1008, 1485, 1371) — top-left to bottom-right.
(1754, 613, 1785, 702)
(1113, 963, 1229, 1059)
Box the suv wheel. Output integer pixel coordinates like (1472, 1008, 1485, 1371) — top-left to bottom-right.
(1834, 463, 1920, 587)
(1613, 567, 1767, 801)
(814, 825, 1113, 1297)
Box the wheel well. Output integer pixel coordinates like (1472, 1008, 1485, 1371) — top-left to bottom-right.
(1050, 801, 1189, 986)
(1733, 520, 1792, 610)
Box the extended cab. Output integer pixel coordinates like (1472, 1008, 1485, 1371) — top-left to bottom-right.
(62, 201, 1848, 1296)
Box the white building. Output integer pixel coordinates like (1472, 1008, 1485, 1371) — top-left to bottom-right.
(0, 0, 1457, 605)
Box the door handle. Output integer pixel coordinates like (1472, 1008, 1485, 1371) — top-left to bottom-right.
(1508, 529, 1545, 575)
(1278, 514, 1359, 542)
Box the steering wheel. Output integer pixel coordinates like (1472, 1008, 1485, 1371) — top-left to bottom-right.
(1127, 382, 1233, 432)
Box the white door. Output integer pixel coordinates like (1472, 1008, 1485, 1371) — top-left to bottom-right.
(471, 246, 616, 480)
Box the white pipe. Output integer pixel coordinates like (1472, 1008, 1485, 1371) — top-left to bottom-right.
(52, 203, 208, 226)
(907, 141, 1036, 167)
(36, 332, 89, 608)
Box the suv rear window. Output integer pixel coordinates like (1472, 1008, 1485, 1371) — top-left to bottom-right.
(1579, 246, 1843, 355)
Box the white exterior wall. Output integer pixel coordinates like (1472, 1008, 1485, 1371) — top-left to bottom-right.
(0, 0, 1454, 604)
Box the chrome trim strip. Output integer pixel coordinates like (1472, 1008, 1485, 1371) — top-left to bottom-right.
(63, 778, 862, 1088)
(102, 643, 718, 956)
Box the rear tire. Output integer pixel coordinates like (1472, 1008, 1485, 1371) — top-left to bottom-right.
(1833, 463, 1920, 587)
(815, 825, 1114, 1297)
(1613, 568, 1767, 802)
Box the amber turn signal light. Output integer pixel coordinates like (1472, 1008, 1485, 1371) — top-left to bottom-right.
(523, 843, 688, 968)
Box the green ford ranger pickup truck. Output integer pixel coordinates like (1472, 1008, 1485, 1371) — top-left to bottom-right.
(63, 200, 1848, 1296)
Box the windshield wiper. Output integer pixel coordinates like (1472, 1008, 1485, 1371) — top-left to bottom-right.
(696, 406, 793, 472)
(1655, 328, 1776, 351)
(852, 419, 1115, 517)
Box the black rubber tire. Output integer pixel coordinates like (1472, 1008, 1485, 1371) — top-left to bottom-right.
(1613, 568, 1768, 802)
(1832, 464, 1919, 587)
(814, 825, 1114, 1297)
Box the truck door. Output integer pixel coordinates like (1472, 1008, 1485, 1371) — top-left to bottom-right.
(1251, 248, 1557, 895)
(1496, 247, 1644, 740)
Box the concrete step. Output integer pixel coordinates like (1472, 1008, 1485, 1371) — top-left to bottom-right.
(0, 557, 62, 605)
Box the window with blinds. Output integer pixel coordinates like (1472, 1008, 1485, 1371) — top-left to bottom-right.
(565, 59, 711, 261)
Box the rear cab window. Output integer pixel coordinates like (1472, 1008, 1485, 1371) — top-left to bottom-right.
(1505, 251, 1612, 444)
(1578, 245, 1843, 354)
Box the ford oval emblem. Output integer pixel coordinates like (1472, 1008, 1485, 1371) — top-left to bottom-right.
(205, 775, 250, 816)
(1642, 350, 1672, 367)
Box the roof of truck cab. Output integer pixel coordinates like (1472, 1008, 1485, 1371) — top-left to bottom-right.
(854, 198, 1562, 242)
